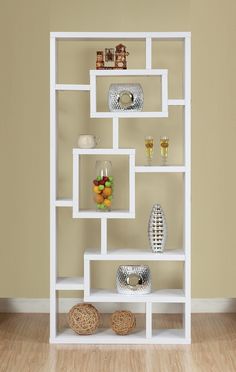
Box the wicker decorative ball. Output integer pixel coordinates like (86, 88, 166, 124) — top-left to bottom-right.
(111, 310, 136, 335)
(68, 304, 100, 335)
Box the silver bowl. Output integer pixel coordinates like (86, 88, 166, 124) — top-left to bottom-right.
(116, 265, 151, 294)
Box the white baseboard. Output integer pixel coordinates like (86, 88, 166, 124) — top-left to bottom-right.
(0, 298, 236, 313)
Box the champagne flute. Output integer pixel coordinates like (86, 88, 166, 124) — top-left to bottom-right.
(145, 136, 154, 165)
(160, 136, 169, 165)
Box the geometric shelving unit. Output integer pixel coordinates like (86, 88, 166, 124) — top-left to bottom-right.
(50, 31, 191, 344)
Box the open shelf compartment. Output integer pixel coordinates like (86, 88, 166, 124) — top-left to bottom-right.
(72, 148, 135, 219)
(90, 69, 168, 118)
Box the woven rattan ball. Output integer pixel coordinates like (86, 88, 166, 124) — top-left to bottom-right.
(68, 304, 100, 335)
(111, 310, 136, 335)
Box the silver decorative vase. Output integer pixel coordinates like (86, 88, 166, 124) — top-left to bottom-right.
(108, 83, 144, 112)
(116, 265, 151, 294)
(148, 204, 167, 253)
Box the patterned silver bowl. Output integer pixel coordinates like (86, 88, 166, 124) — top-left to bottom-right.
(108, 83, 144, 112)
(116, 265, 151, 294)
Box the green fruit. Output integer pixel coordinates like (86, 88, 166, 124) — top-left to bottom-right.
(100, 203, 106, 209)
(108, 176, 113, 182)
(97, 203, 101, 209)
(96, 176, 102, 181)
(105, 181, 111, 187)
(108, 195, 113, 200)
(98, 184, 104, 191)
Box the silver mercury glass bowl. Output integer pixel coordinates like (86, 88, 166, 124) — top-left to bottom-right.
(108, 83, 144, 111)
(116, 265, 151, 294)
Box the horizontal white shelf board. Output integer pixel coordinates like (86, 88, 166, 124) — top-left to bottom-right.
(3, 298, 236, 314)
(85, 289, 185, 303)
(56, 277, 84, 290)
(73, 148, 135, 155)
(85, 248, 185, 261)
(55, 84, 90, 91)
(168, 99, 185, 106)
(53, 328, 146, 344)
(91, 111, 168, 118)
(52, 327, 188, 344)
(135, 166, 185, 173)
(74, 210, 135, 219)
(91, 69, 167, 76)
(152, 329, 188, 344)
(51, 32, 190, 41)
(55, 199, 73, 207)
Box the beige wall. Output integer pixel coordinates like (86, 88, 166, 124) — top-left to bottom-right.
(0, 0, 236, 298)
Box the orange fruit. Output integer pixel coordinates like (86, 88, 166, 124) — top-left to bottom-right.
(102, 187, 112, 197)
(104, 199, 111, 208)
(93, 185, 101, 194)
(94, 194, 104, 204)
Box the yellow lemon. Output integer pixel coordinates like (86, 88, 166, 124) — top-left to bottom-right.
(104, 199, 112, 208)
(93, 185, 101, 194)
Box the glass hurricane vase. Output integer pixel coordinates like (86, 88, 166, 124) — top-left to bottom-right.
(92, 160, 113, 211)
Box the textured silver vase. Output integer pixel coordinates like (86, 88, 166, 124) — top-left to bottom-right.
(148, 204, 167, 253)
(108, 83, 144, 111)
(116, 265, 151, 294)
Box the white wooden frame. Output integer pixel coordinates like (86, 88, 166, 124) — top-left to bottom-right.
(50, 31, 191, 345)
(84, 250, 185, 302)
(90, 69, 168, 118)
(72, 148, 135, 219)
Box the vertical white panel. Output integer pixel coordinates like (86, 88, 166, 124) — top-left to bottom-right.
(90, 71, 96, 115)
(50, 35, 57, 341)
(183, 34, 191, 342)
(112, 117, 119, 149)
(84, 258, 90, 298)
(72, 153, 79, 218)
(146, 302, 152, 339)
(129, 153, 135, 216)
(145, 37, 152, 69)
(101, 218, 107, 254)
(162, 71, 168, 114)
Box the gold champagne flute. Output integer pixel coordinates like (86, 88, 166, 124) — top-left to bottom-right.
(160, 136, 169, 165)
(145, 136, 154, 165)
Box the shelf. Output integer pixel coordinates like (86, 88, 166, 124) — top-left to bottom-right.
(85, 248, 185, 261)
(52, 327, 188, 344)
(55, 199, 73, 207)
(90, 69, 168, 119)
(91, 112, 168, 118)
(92, 69, 167, 76)
(72, 148, 136, 219)
(56, 277, 84, 290)
(53, 328, 146, 344)
(168, 99, 185, 106)
(50, 30, 191, 345)
(135, 166, 185, 173)
(85, 289, 185, 303)
(73, 148, 135, 155)
(55, 84, 90, 91)
(152, 329, 188, 344)
(51, 32, 191, 41)
(74, 210, 135, 219)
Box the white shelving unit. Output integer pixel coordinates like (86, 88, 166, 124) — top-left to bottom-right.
(50, 32, 191, 344)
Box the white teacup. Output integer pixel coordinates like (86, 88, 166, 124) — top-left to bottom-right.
(77, 134, 100, 149)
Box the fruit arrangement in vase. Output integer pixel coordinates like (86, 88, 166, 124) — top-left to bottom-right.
(92, 160, 113, 211)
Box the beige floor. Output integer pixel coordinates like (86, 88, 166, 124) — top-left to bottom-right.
(1, 313, 236, 372)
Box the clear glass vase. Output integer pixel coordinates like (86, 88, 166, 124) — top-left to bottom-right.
(92, 160, 113, 211)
